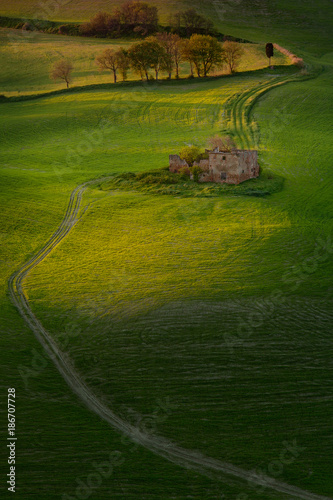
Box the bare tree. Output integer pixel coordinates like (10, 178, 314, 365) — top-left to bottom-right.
(173, 37, 185, 79)
(181, 39, 194, 77)
(50, 60, 73, 88)
(153, 33, 184, 79)
(223, 41, 244, 73)
(154, 33, 178, 79)
(208, 135, 236, 151)
(96, 48, 131, 83)
(117, 48, 131, 81)
(96, 48, 119, 83)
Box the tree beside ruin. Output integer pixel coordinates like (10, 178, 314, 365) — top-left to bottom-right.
(179, 145, 201, 166)
(207, 135, 236, 152)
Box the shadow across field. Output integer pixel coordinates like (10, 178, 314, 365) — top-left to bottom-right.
(25, 293, 333, 500)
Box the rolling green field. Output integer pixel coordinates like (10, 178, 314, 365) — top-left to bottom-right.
(0, 27, 290, 95)
(1, 1, 333, 499)
(0, 0, 180, 23)
(1, 0, 332, 55)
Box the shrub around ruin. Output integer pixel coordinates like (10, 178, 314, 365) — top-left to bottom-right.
(179, 166, 190, 180)
(136, 169, 178, 185)
(179, 145, 201, 166)
(207, 135, 236, 152)
(190, 165, 203, 182)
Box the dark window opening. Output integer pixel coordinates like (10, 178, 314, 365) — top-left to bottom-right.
(222, 156, 226, 160)
(220, 172, 227, 180)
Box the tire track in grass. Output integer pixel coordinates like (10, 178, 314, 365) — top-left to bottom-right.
(224, 69, 328, 226)
(224, 72, 312, 150)
(226, 65, 329, 226)
(8, 144, 332, 498)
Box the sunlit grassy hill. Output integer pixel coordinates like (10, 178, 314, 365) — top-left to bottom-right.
(0, 28, 290, 96)
(1, 0, 332, 57)
(1, 0, 333, 499)
(2, 63, 333, 497)
(0, 0, 180, 23)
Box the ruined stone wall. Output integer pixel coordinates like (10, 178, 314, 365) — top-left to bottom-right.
(203, 150, 259, 184)
(208, 152, 239, 184)
(192, 159, 209, 171)
(190, 159, 210, 181)
(198, 171, 214, 182)
(238, 150, 259, 183)
(169, 154, 189, 173)
(170, 150, 259, 184)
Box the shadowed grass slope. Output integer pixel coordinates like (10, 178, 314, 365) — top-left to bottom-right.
(5, 64, 331, 498)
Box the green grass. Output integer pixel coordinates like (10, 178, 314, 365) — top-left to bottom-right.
(0, 27, 290, 96)
(0, 0, 332, 57)
(0, 28, 135, 95)
(1, 0, 333, 499)
(101, 166, 284, 197)
(0, 0, 181, 23)
(1, 65, 333, 498)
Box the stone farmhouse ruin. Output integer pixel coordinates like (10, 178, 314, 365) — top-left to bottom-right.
(169, 147, 259, 185)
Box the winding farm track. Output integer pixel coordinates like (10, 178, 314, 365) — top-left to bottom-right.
(224, 71, 317, 149)
(8, 75, 332, 499)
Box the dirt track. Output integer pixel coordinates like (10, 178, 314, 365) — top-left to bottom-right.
(8, 113, 332, 498)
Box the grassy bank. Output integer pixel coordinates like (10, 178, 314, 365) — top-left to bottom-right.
(101, 166, 284, 197)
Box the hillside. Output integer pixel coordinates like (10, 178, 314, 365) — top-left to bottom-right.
(1, 1, 333, 500)
(1, 0, 332, 57)
(0, 28, 290, 96)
